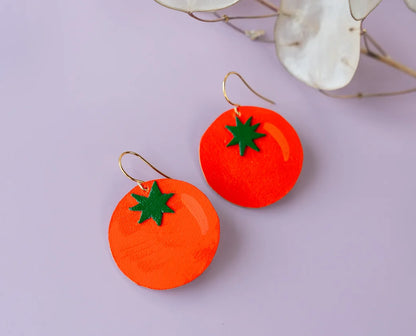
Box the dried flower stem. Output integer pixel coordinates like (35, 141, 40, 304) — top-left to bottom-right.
(253, 0, 416, 82)
(212, 12, 275, 43)
(188, 11, 277, 23)
(255, 0, 280, 12)
(361, 48, 416, 78)
(362, 29, 387, 56)
(320, 87, 416, 99)
(190, 0, 416, 97)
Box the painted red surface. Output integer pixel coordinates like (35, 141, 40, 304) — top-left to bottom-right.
(109, 179, 220, 290)
(200, 106, 303, 208)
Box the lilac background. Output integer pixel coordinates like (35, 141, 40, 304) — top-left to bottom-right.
(1, 0, 416, 335)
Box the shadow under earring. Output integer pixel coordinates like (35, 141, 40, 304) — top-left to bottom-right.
(109, 151, 220, 290)
(199, 72, 303, 208)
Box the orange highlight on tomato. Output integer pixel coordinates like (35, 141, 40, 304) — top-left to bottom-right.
(199, 106, 303, 208)
(109, 179, 220, 290)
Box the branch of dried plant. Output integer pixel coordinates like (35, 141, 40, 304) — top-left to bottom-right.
(191, 0, 416, 97)
(212, 12, 275, 43)
(255, 0, 280, 12)
(188, 11, 277, 23)
(250, 2, 416, 82)
(361, 29, 388, 56)
(361, 48, 416, 78)
(320, 87, 416, 99)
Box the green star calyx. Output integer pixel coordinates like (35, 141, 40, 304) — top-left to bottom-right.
(225, 116, 266, 156)
(129, 181, 174, 226)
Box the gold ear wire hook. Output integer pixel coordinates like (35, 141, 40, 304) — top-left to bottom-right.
(222, 71, 276, 116)
(118, 151, 171, 191)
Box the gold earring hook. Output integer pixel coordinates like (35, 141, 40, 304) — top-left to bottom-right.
(118, 151, 171, 191)
(222, 71, 276, 116)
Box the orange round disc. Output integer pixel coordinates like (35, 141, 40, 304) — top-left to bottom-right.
(109, 179, 220, 290)
(199, 106, 303, 208)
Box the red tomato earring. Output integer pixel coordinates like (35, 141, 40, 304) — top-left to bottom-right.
(109, 151, 220, 290)
(199, 72, 303, 208)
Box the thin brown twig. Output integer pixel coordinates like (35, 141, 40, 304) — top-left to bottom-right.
(188, 12, 277, 23)
(255, 0, 280, 12)
(212, 12, 275, 43)
(361, 48, 416, 78)
(320, 87, 416, 99)
(361, 29, 388, 57)
(213, 12, 244, 32)
(363, 37, 371, 55)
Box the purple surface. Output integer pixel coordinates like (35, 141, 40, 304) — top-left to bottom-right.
(1, 1, 416, 335)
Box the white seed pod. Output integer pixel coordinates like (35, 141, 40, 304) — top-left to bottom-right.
(349, 0, 382, 20)
(154, 0, 239, 12)
(275, 0, 362, 90)
(405, 0, 416, 12)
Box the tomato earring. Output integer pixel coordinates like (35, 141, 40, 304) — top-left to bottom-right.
(199, 72, 303, 208)
(109, 151, 220, 290)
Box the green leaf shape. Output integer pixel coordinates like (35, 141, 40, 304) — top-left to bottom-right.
(129, 181, 174, 226)
(225, 116, 266, 156)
